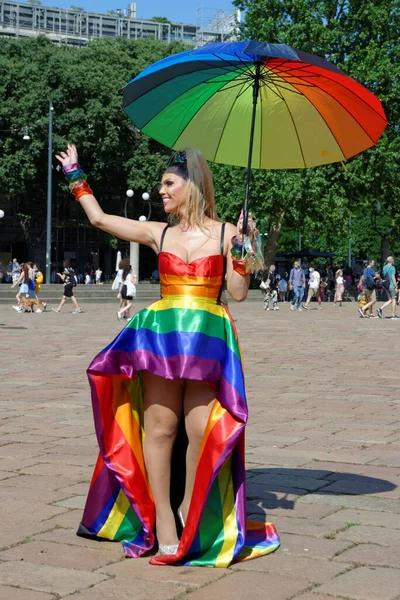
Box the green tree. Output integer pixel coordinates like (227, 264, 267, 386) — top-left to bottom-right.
(0, 36, 186, 257)
(229, 0, 400, 265)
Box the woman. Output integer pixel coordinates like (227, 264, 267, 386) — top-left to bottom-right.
(55, 144, 279, 566)
(262, 264, 279, 311)
(26, 262, 38, 300)
(52, 260, 82, 314)
(334, 268, 345, 306)
(113, 257, 132, 315)
(117, 264, 136, 321)
(11, 263, 29, 312)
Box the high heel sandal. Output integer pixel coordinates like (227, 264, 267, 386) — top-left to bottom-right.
(157, 543, 178, 556)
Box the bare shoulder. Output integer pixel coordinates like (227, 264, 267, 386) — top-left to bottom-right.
(224, 222, 237, 238)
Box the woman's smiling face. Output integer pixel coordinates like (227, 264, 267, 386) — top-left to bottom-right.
(159, 172, 188, 215)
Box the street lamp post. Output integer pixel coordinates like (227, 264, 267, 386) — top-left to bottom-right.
(45, 102, 54, 284)
(124, 190, 151, 281)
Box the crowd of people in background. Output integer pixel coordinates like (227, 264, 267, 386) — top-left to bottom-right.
(358, 256, 399, 319)
(260, 257, 400, 318)
(5, 254, 400, 320)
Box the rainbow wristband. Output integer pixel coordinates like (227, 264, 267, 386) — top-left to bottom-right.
(63, 163, 80, 174)
(232, 259, 249, 277)
(65, 169, 87, 182)
(71, 181, 93, 200)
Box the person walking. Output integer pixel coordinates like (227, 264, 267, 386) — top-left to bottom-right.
(302, 266, 323, 310)
(262, 264, 279, 311)
(112, 257, 129, 313)
(359, 259, 379, 318)
(289, 260, 305, 311)
(334, 269, 345, 307)
(117, 264, 136, 320)
(52, 260, 82, 313)
(55, 143, 279, 565)
(377, 256, 399, 319)
(95, 267, 102, 284)
(33, 263, 47, 312)
(278, 275, 287, 302)
(11, 263, 28, 312)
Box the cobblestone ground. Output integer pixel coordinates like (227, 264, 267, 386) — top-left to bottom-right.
(1, 300, 400, 600)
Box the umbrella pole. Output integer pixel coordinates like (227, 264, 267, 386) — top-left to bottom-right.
(242, 63, 261, 236)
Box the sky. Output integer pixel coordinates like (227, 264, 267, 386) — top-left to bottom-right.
(40, 0, 236, 25)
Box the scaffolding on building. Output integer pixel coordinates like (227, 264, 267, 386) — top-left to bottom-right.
(0, 1, 237, 47)
(195, 6, 239, 47)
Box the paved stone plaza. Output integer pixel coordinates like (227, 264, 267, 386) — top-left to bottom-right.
(1, 300, 399, 600)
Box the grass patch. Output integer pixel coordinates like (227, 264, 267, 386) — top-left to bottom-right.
(324, 522, 361, 540)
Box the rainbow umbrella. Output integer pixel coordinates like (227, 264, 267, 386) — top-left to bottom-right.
(123, 40, 387, 232)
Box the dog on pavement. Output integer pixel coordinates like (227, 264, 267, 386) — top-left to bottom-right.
(19, 298, 47, 313)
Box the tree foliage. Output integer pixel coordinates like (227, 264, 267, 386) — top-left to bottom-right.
(221, 0, 400, 263)
(0, 36, 185, 252)
(0, 10, 399, 265)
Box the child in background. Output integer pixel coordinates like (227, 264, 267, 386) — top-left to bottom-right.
(278, 276, 288, 302)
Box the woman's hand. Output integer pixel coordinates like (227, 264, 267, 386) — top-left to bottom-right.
(237, 210, 256, 235)
(55, 143, 79, 168)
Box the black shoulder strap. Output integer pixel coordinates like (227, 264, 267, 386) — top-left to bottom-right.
(159, 223, 170, 252)
(220, 222, 226, 255)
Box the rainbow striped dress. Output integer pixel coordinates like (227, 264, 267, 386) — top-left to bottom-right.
(78, 246, 280, 567)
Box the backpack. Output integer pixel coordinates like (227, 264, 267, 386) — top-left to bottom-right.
(69, 268, 78, 287)
(365, 277, 376, 291)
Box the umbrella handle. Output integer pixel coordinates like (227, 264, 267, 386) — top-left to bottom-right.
(242, 63, 261, 236)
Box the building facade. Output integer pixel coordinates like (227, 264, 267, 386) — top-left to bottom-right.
(0, 1, 238, 47)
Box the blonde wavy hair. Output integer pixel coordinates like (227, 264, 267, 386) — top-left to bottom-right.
(164, 147, 219, 229)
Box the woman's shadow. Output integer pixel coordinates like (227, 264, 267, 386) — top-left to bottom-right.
(245, 467, 397, 514)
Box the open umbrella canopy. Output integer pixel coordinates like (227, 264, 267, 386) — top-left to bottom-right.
(123, 40, 387, 170)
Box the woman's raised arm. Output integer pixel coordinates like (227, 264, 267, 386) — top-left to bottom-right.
(56, 144, 164, 252)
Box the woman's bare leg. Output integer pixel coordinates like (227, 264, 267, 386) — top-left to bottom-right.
(142, 371, 184, 546)
(119, 300, 132, 316)
(71, 295, 81, 310)
(180, 380, 215, 521)
(57, 295, 67, 311)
